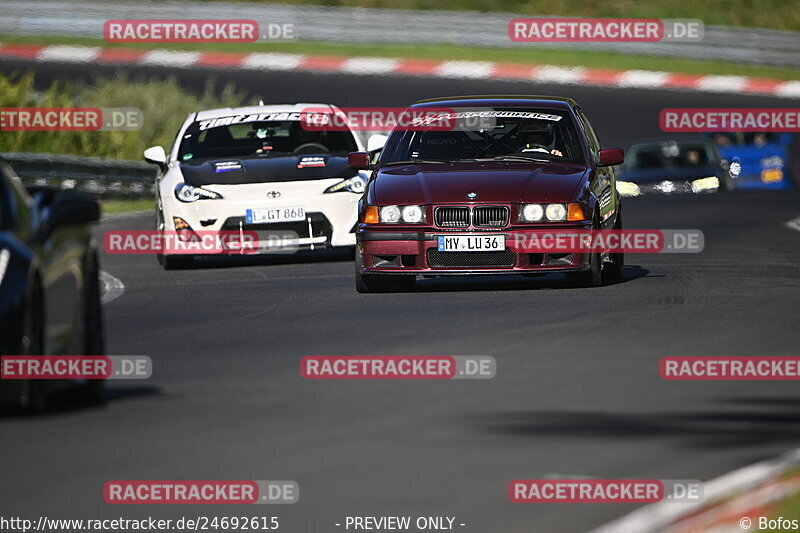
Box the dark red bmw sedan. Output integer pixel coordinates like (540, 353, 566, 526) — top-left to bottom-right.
(350, 96, 625, 292)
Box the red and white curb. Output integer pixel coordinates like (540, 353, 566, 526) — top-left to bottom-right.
(1, 43, 799, 98)
(590, 448, 800, 533)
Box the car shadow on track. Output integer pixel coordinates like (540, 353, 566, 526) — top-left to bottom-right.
(402, 265, 652, 293)
(0, 385, 163, 418)
(171, 248, 355, 270)
(470, 399, 800, 449)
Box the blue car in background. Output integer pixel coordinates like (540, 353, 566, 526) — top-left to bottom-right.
(707, 132, 793, 190)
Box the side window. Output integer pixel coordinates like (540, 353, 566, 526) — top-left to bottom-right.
(575, 109, 602, 162)
(3, 162, 33, 232)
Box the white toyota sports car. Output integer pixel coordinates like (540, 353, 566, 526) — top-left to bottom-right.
(144, 103, 383, 269)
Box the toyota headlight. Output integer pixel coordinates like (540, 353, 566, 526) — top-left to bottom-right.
(174, 183, 223, 202)
(324, 175, 367, 194)
(379, 205, 425, 224)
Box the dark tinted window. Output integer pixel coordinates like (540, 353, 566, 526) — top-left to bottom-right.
(625, 142, 717, 170)
(380, 108, 586, 165)
(178, 117, 358, 161)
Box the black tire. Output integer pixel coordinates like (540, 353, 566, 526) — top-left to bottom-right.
(603, 206, 625, 282)
(20, 278, 47, 414)
(157, 253, 194, 270)
(565, 216, 602, 288)
(83, 252, 106, 406)
(354, 247, 414, 293)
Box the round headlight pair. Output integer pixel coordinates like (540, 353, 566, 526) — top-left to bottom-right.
(520, 203, 567, 222)
(379, 205, 424, 224)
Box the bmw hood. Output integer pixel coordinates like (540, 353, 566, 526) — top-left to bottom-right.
(372, 162, 588, 204)
(180, 155, 357, 186)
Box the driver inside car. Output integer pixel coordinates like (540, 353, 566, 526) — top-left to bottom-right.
(517, 123, 563, 157)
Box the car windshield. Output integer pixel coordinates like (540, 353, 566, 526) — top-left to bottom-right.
(626, 142, 716, 170)
(178, 115, 358, 161)
(379, 108, 586, 166)
(711, 132, 779, 147)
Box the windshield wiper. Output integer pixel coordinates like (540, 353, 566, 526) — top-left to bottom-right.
(384, 159, 452, 166)
(480, 155, 551, 163)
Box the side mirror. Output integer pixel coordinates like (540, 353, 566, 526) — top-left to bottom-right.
(348, 152, 371, 170)
(366, 134, 388, 153)
(144, 146, 168, 170)
(598, 148, 624, 167)
(48, 194, 101, 230)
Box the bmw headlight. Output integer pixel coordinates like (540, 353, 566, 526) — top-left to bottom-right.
(545, 203, 567, 221)
(174, 183, 223, 202)
(401, 205, 424, 223)
(324, 175, 367, 194)
(520, 203, 575, 222)
(520, 204, 544, 222)
(379, 205, 425, 224)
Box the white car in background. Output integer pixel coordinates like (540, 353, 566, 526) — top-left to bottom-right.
(144, 103, 385, 269)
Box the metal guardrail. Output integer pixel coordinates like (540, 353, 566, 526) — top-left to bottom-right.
(1, 0, 799, 67)
(2, 152, 156, 197)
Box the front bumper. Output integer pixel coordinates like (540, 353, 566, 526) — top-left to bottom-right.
(161, 183, 360, 254)
(357, 224, 594, 276)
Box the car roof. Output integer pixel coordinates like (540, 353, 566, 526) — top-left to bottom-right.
(412, 95, 577, 109)
(194, 103, 337, 121)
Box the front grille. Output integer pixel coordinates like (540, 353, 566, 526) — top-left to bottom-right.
(426, 249, 517, 268)
(435, 206, 470, 228)
(220, 213, 332, 241)
(473, 206, 509, 227)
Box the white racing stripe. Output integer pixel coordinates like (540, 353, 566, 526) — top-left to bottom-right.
(99, 270, 125, 305)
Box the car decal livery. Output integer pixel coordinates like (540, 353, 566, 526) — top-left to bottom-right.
(198, 112, 329, 131)
(214, 161, 243, 173)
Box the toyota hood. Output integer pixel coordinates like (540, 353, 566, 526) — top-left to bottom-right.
(180, 155, 357, 186)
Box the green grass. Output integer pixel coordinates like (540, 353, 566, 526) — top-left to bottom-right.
(769, 472, 800, 522)
(101, 198, 154, 215)
(0, 70, 246, 160)
(176, 0, 800, 32)
(3, 33, 800, 81)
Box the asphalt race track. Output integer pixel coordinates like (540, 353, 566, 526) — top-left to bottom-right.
(1, 60, 800, 532)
